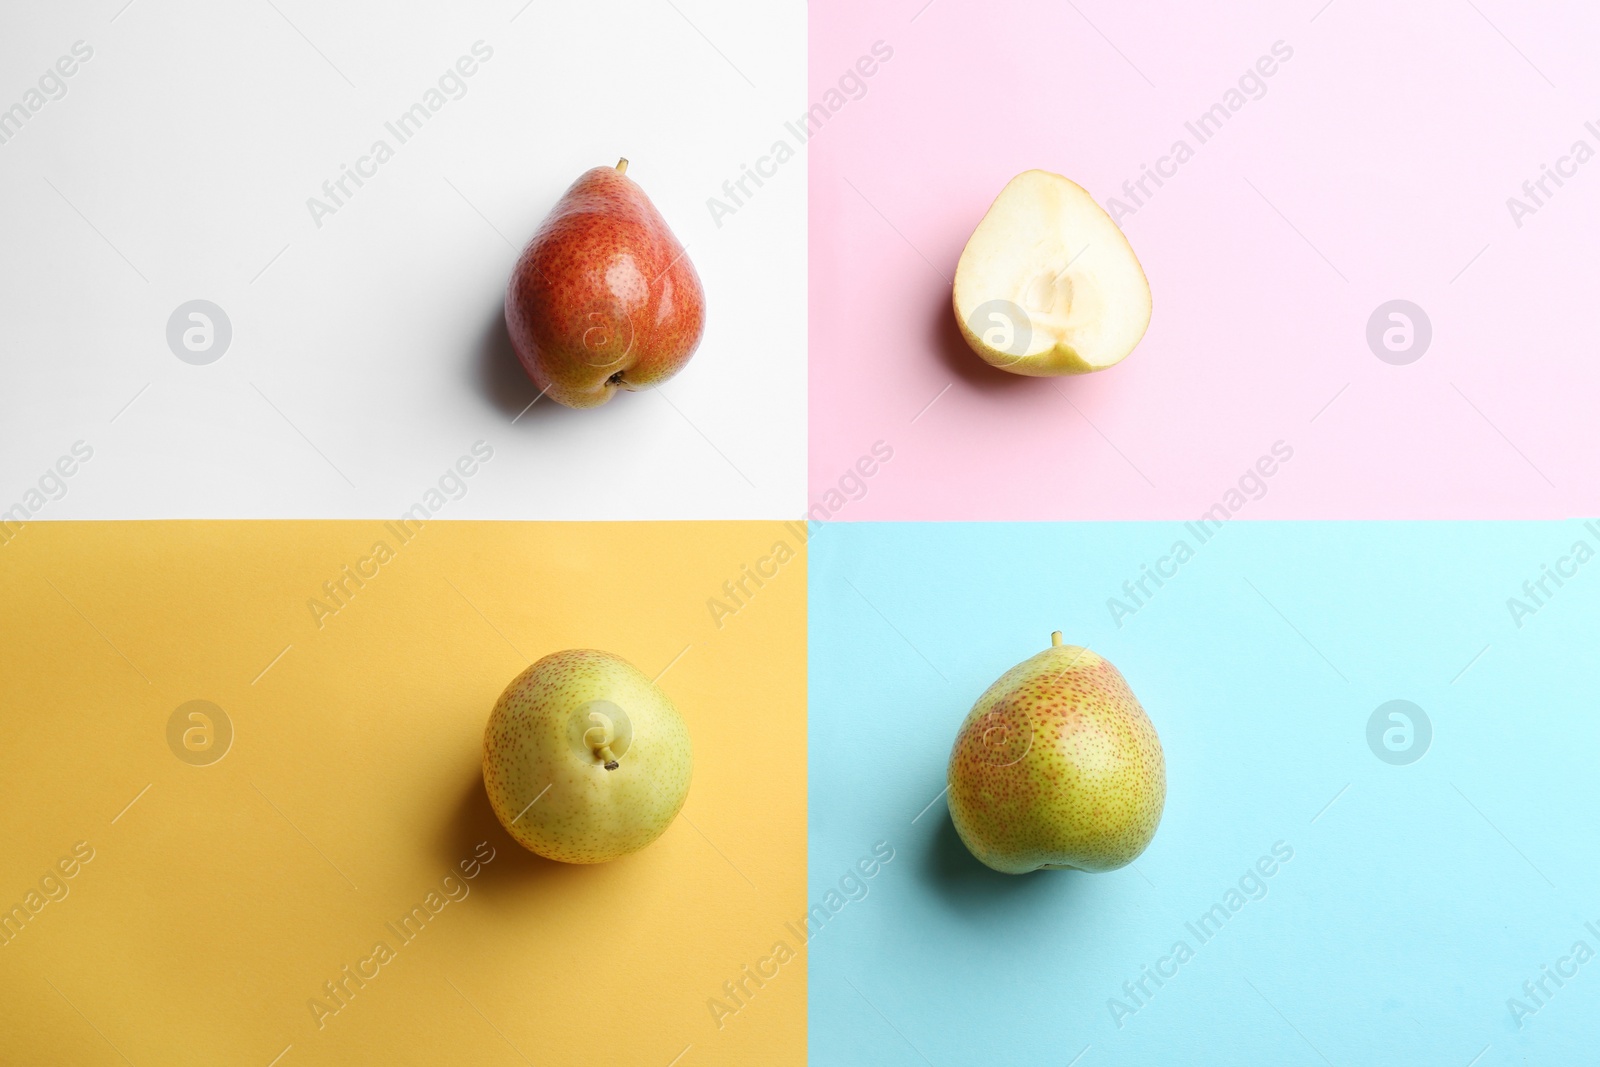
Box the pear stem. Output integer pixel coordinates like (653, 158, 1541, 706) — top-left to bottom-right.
(616, 158, 629, 175)
(1051, 631, 1064, 647)
(585, 714, 621, 770)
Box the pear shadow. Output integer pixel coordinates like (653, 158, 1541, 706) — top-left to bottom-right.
(437, 767, 573, 897)
(930, 285, 1048, 395)
(473, 301, 545, 419)
(921, 810, 1089, 915)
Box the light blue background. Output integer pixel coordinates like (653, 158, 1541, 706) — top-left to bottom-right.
(808, 521, 1600, 1066)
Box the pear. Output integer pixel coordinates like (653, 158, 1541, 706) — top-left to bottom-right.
(953, 170, 1151, 375)
(946, 633, 1164, 874)
(483, 649, 692, 864)
(504, 159, 706, 408)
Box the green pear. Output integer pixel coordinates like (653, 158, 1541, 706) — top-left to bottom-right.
(947, 633, 1164, 874)
(483, 649, 692, 864)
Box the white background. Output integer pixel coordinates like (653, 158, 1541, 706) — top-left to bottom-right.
(0, 0, 806, 520)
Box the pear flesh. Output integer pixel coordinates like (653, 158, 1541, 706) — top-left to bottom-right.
(947, 633, 1165, 874)
(483, 649, 692, 864)
(953, 170, 1152, 375)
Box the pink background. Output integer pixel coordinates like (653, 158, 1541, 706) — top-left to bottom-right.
(809, 0, 1600, 520)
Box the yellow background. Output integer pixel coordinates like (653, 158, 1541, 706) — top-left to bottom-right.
(0, 521, 807, 1066)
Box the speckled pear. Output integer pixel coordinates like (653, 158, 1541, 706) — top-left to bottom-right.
(946, 633, 1164, 874)
(504, 159, 705, 408)
(483, 649, 692, 864)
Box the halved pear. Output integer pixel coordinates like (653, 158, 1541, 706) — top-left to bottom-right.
(953, 170, 1151, 375)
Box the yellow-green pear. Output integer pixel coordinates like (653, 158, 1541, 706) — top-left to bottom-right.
(947, 633, 1164, 874)
(483, 649, 691, 864)
(953, 170, 1151, 375)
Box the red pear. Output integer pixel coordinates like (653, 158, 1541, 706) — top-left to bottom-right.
(504, 160, 705, 409)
